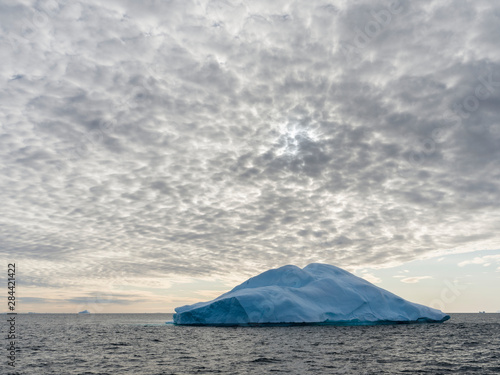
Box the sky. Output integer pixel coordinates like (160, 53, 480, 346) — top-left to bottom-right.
(1, 0, 500, 313)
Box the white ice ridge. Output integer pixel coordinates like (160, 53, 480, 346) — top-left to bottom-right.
(173, 263, 450, 326)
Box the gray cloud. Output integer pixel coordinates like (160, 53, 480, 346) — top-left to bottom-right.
(1, 0, 500, 293)
(17, 295, 147, 305)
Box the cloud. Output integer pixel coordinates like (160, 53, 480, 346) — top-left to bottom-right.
(458, 254, 500, 267)
(65, 296, 148, 306)
(360, 273, 382, 284)
(1, 0, 500, 306)
(400, 276, 433, 284)
(18, 297, 58, 304)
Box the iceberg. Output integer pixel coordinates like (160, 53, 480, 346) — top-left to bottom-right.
(173, 263, 450, 326)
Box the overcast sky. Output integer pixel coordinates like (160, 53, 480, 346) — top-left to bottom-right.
(1, 0, 500, 313)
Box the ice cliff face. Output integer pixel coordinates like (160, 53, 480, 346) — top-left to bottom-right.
(173, 263, 450, 326)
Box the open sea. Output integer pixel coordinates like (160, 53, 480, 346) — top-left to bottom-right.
(4, 313, 500, 374)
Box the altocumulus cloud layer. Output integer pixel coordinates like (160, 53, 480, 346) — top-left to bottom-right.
(1, 0, 500, 299)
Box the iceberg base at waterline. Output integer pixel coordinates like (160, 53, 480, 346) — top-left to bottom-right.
(172, 263, 450, 326)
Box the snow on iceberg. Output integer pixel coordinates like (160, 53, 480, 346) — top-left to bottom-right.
(173, 263, 450, 326)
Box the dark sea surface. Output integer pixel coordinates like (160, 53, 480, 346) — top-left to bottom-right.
(5, 313, 500, 374)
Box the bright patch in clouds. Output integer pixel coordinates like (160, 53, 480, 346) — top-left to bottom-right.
(352, 250, 500, 313)
(400, 276, 433, 284)
(458, 255, 500, 267)
(360, 273, 382, 284)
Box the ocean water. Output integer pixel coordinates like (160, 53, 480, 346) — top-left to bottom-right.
(5, 313, 500, 374)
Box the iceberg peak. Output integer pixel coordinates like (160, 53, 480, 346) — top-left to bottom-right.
(173, 263, 450, 326)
